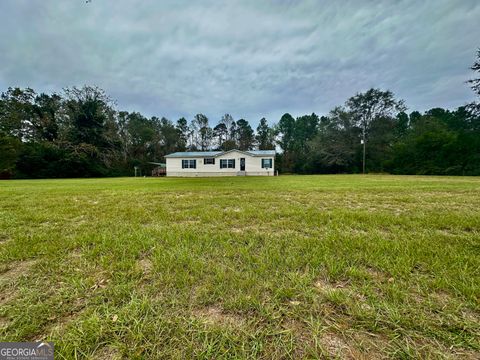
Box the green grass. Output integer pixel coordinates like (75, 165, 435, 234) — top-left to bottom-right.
(0, 175, 479, 359)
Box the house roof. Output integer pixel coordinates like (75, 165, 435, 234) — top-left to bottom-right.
(164, 149, 275, 158)
(164, 151, 223, 158)
(148, 162, 166, 167)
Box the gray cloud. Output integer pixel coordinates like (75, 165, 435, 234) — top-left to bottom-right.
(0, 0, 478, 125)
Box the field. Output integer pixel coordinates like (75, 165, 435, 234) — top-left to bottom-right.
(0, 175, 479, 359)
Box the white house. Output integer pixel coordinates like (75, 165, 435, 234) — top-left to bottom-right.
(164, 149, 275, 177)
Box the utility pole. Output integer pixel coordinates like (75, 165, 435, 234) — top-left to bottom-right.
(361, 132, 366, 174)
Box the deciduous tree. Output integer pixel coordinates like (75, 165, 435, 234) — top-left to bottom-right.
(345, 88, 406, 173)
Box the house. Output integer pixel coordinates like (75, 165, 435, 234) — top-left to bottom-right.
(164, 149, 275, 177)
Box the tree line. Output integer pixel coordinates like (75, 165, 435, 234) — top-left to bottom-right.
(279, 91, 479, 175)
(0, 87, 276, 178)
(1, 50, 479, 178)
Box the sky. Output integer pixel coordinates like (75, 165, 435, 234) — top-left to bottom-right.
(0, 0, 479, 126)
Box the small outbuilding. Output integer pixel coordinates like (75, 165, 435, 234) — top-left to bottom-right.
(149, 162, 166, 177)
(164, 149, 275, 177)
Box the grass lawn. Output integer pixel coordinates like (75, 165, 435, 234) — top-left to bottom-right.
(0, 175, 479, 359)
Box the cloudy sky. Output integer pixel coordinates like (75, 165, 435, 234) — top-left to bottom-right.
(0, 0, 479, 125)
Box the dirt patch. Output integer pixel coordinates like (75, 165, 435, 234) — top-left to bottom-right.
(448, 348, 480, 359)
(193, 306, 244, 328)
(318, 332, 387, 359)
(92, 345, 122, 360)
(436, 228, 457, 237)
(461, 308, 480, 324)
(319, 333, 352, 358)
(69, 248, 83, 259)
(137, 248, 154, 276)
(426, 342, 480, 360)
(283, 319, 316, 358)
(138, 258, 153, 274)
(50, 312, 80, 333)
(314, 278, 350, 292)
(350, 332, 390, 359)
(71, 215, 88, 226)
(230, 224, 266, 234)
(0, 289, 17, 306)
(349, 228, 368, 236)
(314, 277, 374, 312)
(364, 267, 388, 281)
(224, 207, 242, 213)
(431, 290, 452, 305)
(0, 316, 9, 329)
(0, 259, 37, 284)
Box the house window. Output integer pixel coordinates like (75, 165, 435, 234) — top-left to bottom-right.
(204, 158, 215, 165)
(220, 159, 235, 169)
(182, 159, 196, 169)
(261, 158, 272, 169)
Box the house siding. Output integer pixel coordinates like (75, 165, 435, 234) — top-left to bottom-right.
(166, 151, 274, 177)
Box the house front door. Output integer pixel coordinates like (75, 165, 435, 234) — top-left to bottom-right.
(240, 158, 245, 171)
